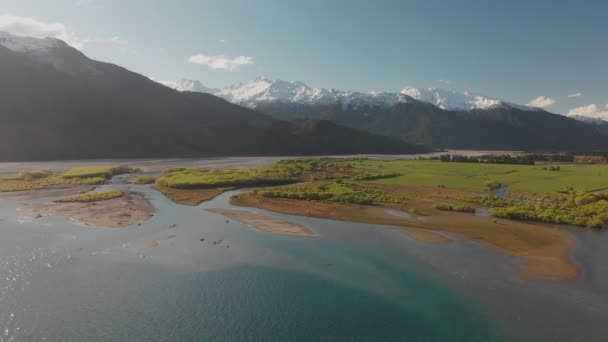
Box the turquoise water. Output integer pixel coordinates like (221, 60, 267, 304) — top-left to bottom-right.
(0, 184, 508, 341)
(12, 262, 504, 341)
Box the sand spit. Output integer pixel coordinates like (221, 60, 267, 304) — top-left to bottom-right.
(20, 192, 154, 228)
(206, 208, 316, 238)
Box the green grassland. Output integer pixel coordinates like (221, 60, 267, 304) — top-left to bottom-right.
(61, 165, 139, 179)
(133, 175, 156, 185)
(54, 189, 126, 203)
(155, 158, 370, 190)
(156, 167, 299, 189)
(356, 160, 608, 194)
(0, 172, 105, 192)
(0, 165, 138, 192)
(254, 181, 406, 205)
(490, 191, 608, 228)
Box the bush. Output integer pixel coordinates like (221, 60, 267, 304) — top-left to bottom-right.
(433, 203, 475, 213)
(133, 175, 155, 185)
(54, 189, 125, 203)
(255, 181, 406, 205)
(490, 191, 608, 228)
(61, 166, 138, 179)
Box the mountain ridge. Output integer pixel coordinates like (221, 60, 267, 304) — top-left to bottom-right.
(161, 77, 542, 112)
(161, 77, 608, 150)
(0, 32, 423, 161)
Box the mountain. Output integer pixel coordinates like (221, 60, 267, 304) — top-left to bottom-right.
(163, 77, 536, 112)
(163, 78, 608, 151)
(156, 79, 218, 93)
(0, 32, 423, 161)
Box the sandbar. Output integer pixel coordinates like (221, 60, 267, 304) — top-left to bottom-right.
(21, 192, 154, 228)
(206, 208, 316, 238)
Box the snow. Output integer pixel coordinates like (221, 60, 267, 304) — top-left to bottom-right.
(400, 87, 504, 111)
(157, 79, 218, 93)
(160, 77, 536, 112)
(0, 31, 60, 55)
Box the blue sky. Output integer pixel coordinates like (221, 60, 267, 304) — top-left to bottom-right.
(1, 0, 606, 116)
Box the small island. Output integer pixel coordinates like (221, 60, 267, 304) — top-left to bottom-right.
(206, 208, 317, 238)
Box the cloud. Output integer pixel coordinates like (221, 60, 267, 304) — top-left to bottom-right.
(0, 14, 84, 49)
(218, 39, 226, 43)
(436, 79, 452, 85)
(188, 53, 254, 71)
(527, 96, 556, 108)
(567, 92, 583, 98)
(567, 104, 608, 120)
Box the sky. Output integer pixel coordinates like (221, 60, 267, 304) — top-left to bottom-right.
(0, 0, 606, 117)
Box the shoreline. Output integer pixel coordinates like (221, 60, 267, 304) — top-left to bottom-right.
(230, 192, 578, 281)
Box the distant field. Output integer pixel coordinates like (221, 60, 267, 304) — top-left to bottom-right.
(356, 160, 608, 194)
(61, 165, 138, 179)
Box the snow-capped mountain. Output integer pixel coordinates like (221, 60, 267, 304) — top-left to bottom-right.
(156, 79, 218, 93)
(0, 31, 103, 77)
(0, 31, 61, 55)
(161, 76, 532, 112)
(213, 77, 417, 111)
(400, 87, 503, 111)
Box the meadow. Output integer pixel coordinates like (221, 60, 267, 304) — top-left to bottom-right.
(0, 165, 139, 192)
(61, 165, 139, 179)
(255, 181, 406, 205)
(54, 189, 126, 203)
(356, 160, 608, 195)
(0, 172, 105, 192)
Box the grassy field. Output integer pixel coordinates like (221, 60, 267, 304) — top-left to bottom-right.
(356, 160, 608, 194)
(54, 189, 125, 203)
(155, 167, 298, 189)
(255, 181, 406, 205)
(61, 165, 139, 179)
(133, 175, 156, 185)
(0, 173, 105, 192)
(0, 165, 137, 192)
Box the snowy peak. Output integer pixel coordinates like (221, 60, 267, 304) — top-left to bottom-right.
(160, 77, 537, 112)
(215, 77, 339, 107)
(400, 87, 504, 111)
(0, 31, 63, 55)
(158, 79, 218, 93)
(178, 77, 413, 110)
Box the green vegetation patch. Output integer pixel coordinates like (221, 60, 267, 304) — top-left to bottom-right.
(61, 165, 139, 179)
(490, 191, 608, 228)
(433, 203, 475, 213)
(54, 189, 126, 203)
(156, 167, 299, 189)
(353, 160, 608, 194)
(456, 196, 517, 207)
(0, 172, 105, 192)
(254, 181, 406, 205)
(133, 175, 155, 185)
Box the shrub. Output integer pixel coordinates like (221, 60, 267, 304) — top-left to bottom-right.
(54, 189, 125, 203)
(133, 175, 155, 185)
(61, 166, 138, 179)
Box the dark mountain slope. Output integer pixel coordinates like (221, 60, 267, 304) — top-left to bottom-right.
(254, 100, 608, 150)
(0, 44, 422, 161)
